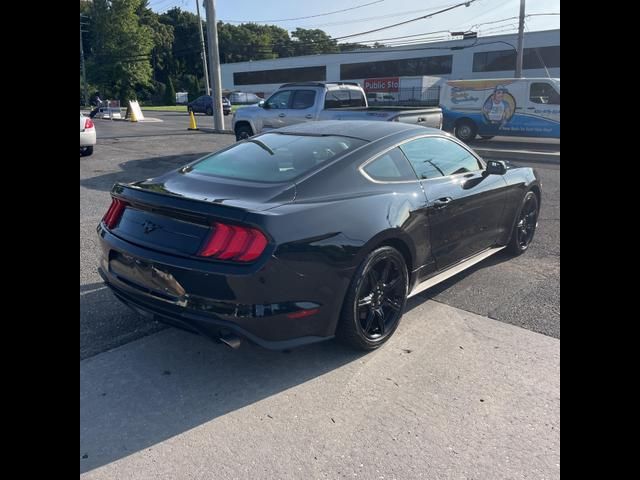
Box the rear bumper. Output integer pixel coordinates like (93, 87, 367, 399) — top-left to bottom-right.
(97, 226, 352, 350)
(80, 129, 96, 147)
(99, 267, 331, 349)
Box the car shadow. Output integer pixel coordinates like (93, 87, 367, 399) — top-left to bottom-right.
(80, 284, 364, 474)
(80, 250, 512, 474)
(80, 152, 210, 192)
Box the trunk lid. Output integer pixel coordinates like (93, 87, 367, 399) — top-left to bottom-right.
(106, 171, 294, 258)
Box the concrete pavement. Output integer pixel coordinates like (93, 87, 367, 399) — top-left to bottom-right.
(80, 300, 559, 479)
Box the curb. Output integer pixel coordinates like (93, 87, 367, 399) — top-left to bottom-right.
(199, 127, 234, 135)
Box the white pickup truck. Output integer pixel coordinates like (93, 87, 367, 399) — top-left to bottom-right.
(232, 82, 443, 140)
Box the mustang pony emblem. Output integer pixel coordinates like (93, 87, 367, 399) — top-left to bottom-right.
(142, 220, 159, 234)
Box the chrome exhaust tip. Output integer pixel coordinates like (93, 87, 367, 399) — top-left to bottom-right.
(219, 333, 242, 349)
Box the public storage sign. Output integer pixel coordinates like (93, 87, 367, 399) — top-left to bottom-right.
(364, 77, 400, 92)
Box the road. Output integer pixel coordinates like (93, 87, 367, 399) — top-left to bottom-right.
(80, 115, 560, 478)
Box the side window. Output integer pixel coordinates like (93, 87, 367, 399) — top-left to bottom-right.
(400, 137, 482, 179)
(325, 89, 351, 108)
(266, 90, 292, 109)
(291, 90, 316, 109)
(530, 82, 560, 105)
(349, 89, 367, 107)
(363, 147, 418, 182)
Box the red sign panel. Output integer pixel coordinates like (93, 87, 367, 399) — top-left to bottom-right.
(364, 77, 400, 92)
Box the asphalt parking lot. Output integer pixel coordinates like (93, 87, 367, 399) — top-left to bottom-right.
(81, 112, 559, 360)
(80, 114, 559, 478)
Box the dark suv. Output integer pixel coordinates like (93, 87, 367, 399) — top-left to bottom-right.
(187, 96, 231, 116)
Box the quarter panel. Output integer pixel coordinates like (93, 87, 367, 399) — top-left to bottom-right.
(495, 165, 541, 245)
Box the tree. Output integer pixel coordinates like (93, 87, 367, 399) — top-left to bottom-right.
(164, 77, 176, 105)
(339, 42, 372, 52)
(160, 8, 203, 80)
(137, 1, 174, 82)
(218, 22, 286, 63)
(291, 28, 338, 56)
(87, 0, 154, 103)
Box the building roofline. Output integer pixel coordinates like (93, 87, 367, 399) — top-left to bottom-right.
(221, 28, 560, 69)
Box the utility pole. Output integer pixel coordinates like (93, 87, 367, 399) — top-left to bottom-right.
(515, 0, 525, 78)
(80, 14, 88, 107)
(195, 0, 211, 96)
(204, 0, 224, 132)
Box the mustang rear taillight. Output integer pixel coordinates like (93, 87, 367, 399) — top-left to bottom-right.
(84, 118, 94, 129)
(198, 222, 268, 262)
(102, 198, 128, 230)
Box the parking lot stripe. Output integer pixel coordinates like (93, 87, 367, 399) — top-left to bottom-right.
(80, 286, 107, 296)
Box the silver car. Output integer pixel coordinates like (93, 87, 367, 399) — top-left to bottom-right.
(80, 113, 96, 156)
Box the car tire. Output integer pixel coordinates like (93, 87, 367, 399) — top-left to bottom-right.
(187, 106, 192, 113)
(506, 191, 539, 256)
(80, 146, 93, 157)
(234, 124, 253, 141)
(454, 119, 478, 142)
(206, 106, 213, 116)
(336, 246, 408, 351)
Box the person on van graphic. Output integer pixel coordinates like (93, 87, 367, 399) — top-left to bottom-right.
(482, 85, 514, 125)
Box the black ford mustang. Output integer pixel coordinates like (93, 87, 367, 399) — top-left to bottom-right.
(97, 121, 541, 351)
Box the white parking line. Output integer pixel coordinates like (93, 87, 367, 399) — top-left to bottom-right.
(80, 286, 107, 296)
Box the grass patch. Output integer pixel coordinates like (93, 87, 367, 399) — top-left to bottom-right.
(141, 105, 187, 112)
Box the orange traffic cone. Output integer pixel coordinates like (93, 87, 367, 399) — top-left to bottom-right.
(188, 110, 198, 130)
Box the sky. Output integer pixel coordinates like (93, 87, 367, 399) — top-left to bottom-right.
(147, 0, 560, 45)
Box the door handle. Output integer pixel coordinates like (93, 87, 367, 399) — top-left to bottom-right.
(432, 197, 452, 209)
(305, 114, 313, 119)
(278, 113, 286, 117)
(527, 107, 535, 110)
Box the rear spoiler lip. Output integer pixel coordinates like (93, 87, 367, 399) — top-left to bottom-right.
(111, 182, 249, 223)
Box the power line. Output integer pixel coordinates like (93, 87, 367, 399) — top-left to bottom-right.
(224, 0, 385, 23)
(332, 0, 479, 41)
(352, 13, 558, 45)
(288, 3, 464, 29)
(354, 30, 452, 44)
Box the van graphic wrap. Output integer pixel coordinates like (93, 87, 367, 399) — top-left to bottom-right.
(481, 85, 516, 125)
(441, 79, 560, 138)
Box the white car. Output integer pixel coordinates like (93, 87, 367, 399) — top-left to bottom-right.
(80, 113, 96, 156)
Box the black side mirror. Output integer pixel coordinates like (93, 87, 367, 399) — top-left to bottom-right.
(485, 160, 507, 175)
(259, 100, 268, 109)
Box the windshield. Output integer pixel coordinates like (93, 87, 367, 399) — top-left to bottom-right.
(187, 133, 367, 183)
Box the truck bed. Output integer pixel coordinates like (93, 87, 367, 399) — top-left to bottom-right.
(321, 106, 442, 129)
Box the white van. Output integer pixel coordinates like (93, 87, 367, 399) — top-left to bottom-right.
(440, 78, 559, 141)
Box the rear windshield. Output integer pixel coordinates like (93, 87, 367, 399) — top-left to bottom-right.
(188, 133, 367, 182)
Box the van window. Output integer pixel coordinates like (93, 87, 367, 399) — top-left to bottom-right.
(530, 82, 560, 105)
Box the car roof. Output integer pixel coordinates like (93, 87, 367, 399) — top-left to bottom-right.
(274, 120, 441, 142)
